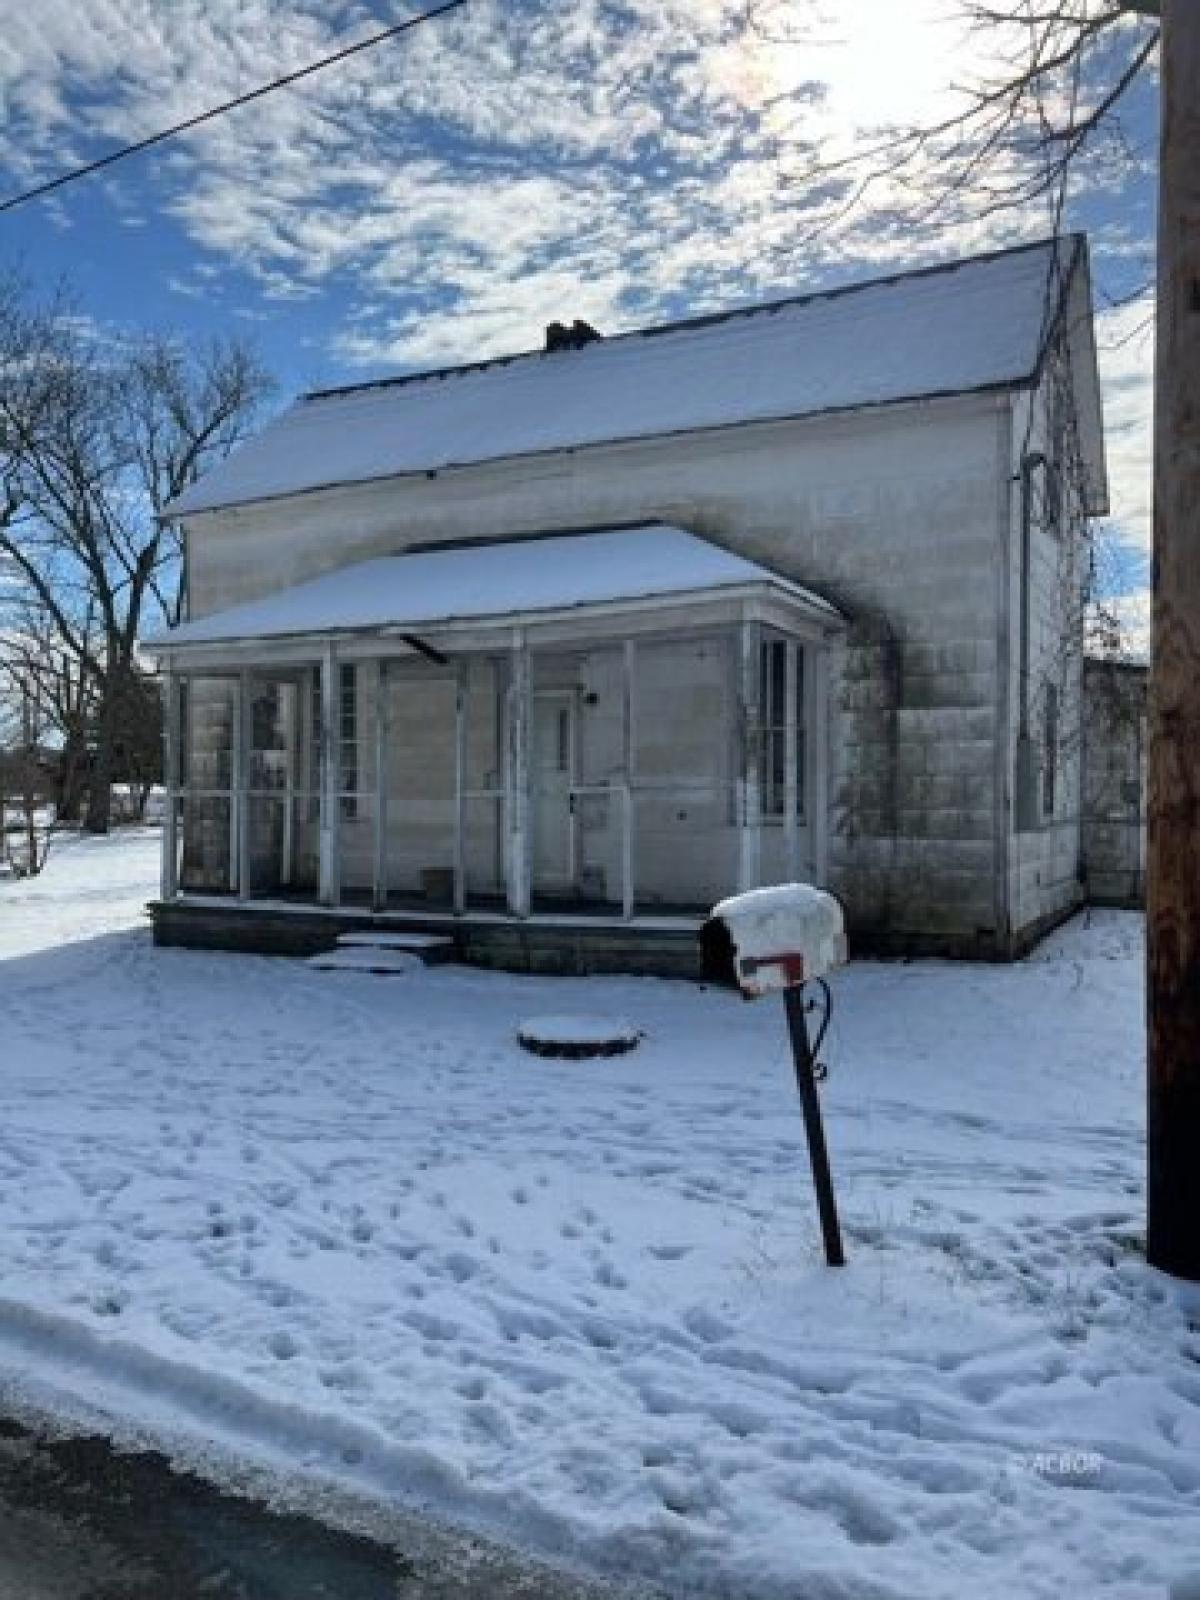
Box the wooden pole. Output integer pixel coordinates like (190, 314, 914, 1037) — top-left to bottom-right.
(505, 633, 532, 918)
(373, 659, 389, 912)
(1147, 0, 1200, 1280)
(318, 643, 340, 907)
(453, 658, 467, 915)
(162, 663, 180, 901)
(737, 617, 763, 891)
(621, 639, 636, 920)
(235, 669, 252, 901)
(783, 639, 800, 880)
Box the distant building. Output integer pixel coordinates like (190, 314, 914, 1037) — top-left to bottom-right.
(1082, 657, 1147, 908)
(149, 234, 1114, 973)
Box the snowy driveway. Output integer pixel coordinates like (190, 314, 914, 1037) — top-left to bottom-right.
(0, 834, 1197, 1598)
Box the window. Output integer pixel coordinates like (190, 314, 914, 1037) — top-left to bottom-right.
(311, 663, 359, 819)
(1043, 682, 1059, 817)
(759, 639, 804, 820)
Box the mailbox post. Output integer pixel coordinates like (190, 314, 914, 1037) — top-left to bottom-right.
(704, 884, 847, 1268)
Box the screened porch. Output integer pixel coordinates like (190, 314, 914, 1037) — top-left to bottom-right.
(153, 527, 843, 925)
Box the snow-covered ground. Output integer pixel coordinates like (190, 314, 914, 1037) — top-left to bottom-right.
(1, 833, 1198, 1598)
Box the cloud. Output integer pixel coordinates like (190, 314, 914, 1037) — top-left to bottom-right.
(1087, 293, 1155, 656)
(1095, 295, 1155, 552)
(0, 0, 1159, 598)
(0, 3, 1151, 310)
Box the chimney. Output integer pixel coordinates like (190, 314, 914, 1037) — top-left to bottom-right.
(544, 319, 602, 353)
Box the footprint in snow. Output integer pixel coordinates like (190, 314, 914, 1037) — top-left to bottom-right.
(683, 1306, 734, 1344)
(440, 1251, 479, 1284)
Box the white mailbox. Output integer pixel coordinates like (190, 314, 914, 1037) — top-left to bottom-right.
(707, 883, 847, 998)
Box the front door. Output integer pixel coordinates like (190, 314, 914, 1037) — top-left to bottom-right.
(532, 690, 575, 891)
(246, 674, 303, 896)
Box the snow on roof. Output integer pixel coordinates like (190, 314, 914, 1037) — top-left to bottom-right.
(151, 524, 841, 650)
(168, 239, 1075, 519)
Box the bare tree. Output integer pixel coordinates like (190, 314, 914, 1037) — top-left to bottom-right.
(0, 649, 54, 877)
(0, 282, 273, 833)
(0, 608, 98, 823)
(759, 1, 1160, 244)
(744, 2, 1162, 669)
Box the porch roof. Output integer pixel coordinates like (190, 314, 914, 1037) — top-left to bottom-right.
(150, 524, 842, 654)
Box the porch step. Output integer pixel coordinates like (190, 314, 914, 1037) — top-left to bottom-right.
(337, 932, 455, 954)
(308, 930, 457, 974)
(308, 946, 424, 975)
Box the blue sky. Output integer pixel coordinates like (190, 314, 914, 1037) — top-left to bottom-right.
(0, 0, 1159, 628)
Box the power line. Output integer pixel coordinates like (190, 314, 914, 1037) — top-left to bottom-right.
(0, 0, 469, 218)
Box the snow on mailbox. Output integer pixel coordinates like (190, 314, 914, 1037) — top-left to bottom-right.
(703, 883, 848, 1267)
(707, 883, 846, 997)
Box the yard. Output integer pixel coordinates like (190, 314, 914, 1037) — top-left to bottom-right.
(0, 832, 1196, 1598)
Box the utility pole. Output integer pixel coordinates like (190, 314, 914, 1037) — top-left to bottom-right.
(1147, 0, 1200, 1280)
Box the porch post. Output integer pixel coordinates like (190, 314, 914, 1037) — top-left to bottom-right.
(621, 639, 637, 920)
(280, 679, 296, 890)
(453, 658, 467, 915)
(235, 668, 252, 900)
(784, 639, 800, 880)
(161, 662, 180, 901)
(737, 617, 763, 891)
(372, 659, 389, 911)
(505, 632, 532, 917)
(808, 644, 831, 888)
(318, 641, 341, 907)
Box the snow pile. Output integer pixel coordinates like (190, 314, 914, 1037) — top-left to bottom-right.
(516, 1015, 641, 1058)
(0, 839, 1197, 1599)
(711, 883, 847, 993)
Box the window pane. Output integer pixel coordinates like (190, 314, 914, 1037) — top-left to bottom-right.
(184, 677, 235, 792)
(180, 796, 232, 892)
(757, 640, 803, 819)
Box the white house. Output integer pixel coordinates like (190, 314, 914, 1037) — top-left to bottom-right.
(149, 234, 1108, 974)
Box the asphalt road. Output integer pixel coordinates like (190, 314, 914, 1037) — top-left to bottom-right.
(0, 1419, 625, 1600)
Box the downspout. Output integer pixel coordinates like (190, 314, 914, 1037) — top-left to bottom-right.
(1015, 451, 1046, 831)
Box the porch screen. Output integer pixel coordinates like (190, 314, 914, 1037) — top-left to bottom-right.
(178, 676, 236, 893)
(245, 674, 309, 898)
(462, 656, 506, 909)
(632, 637, 739, 911)
(378, 663, 457, 909)
(329, 661, 378, 900)
(530, 647, 623, 911)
